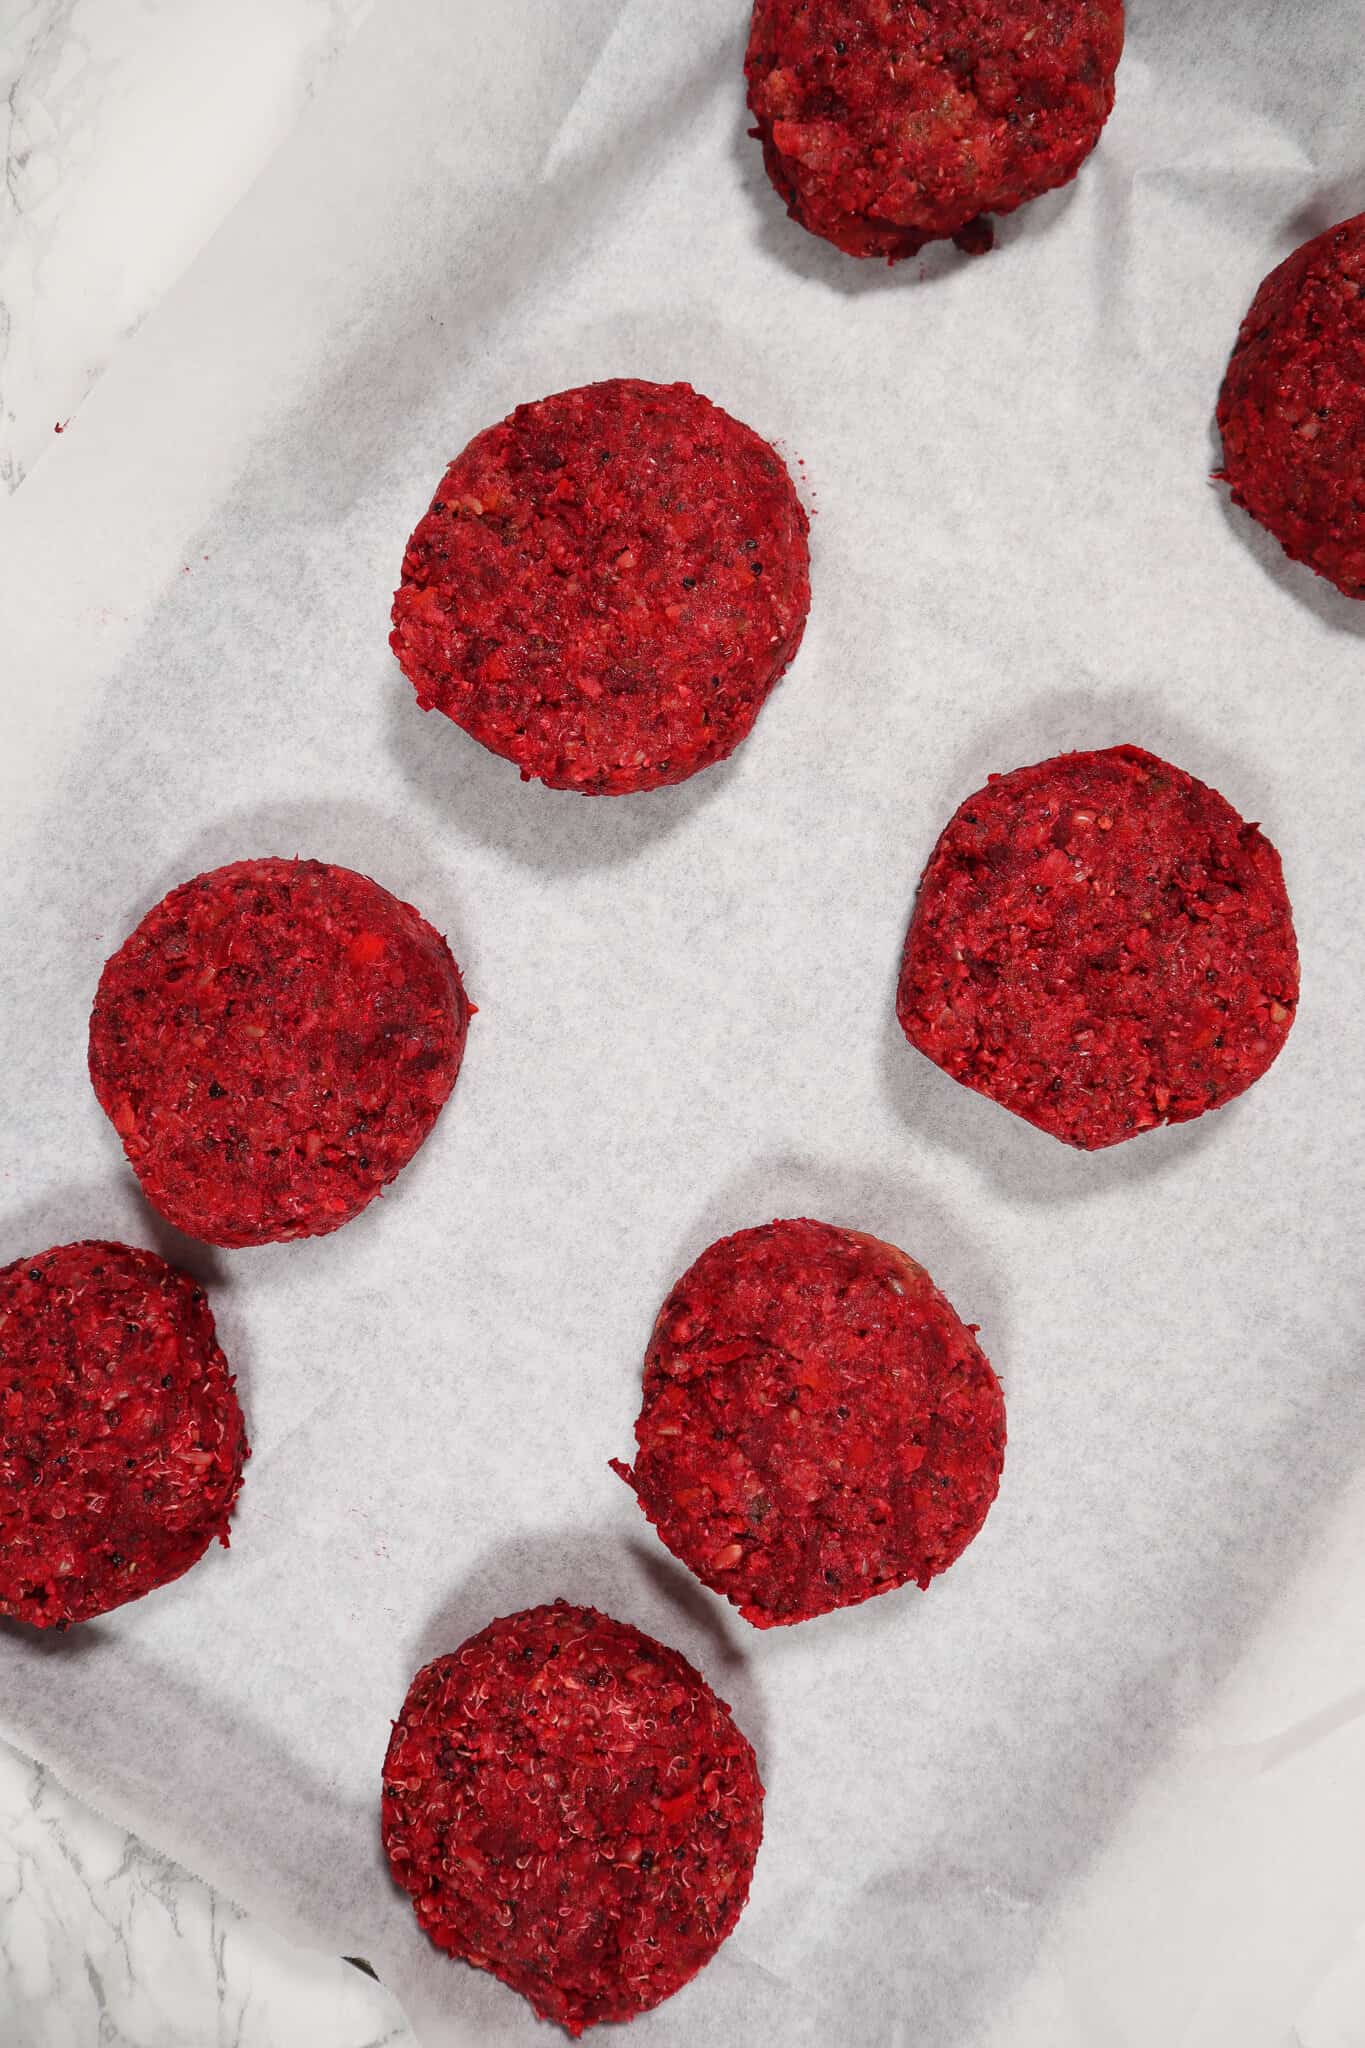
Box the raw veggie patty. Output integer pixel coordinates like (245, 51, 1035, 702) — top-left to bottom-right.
(613, 1219, 1005, 1627)
(897, 746, 1298, 1148)
(382, 1602, 763, 2034)
(0, 1240, 247, 1628)
(1218, 212, 1365, 600)
(745, 0, 1124, 261)
(90, 858, 469, 1247)
(390, 378, 811, 794)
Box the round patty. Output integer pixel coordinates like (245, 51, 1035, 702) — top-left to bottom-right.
(90, 859, 469, 1248)
(611, 1219, 1005, 1628)
(897, 746, 1299, 1149)
(1217, 213, 1365, 600)
(0, 1241, 247, 1628)
(745, 0, 1124, 262)
(382, 1602, 763, 2035)
(390, 379, 811, 794)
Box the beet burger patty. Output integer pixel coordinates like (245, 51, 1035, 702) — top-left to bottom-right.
(391, 379, 811, 794)
(90, 859, 470, 1247)
(745, 0, 1125, 262)
(382, 1602, 763, 2035)
(1218, 212, 1365, 600)
(0, 1241, 247, 1627)
(613, 1219, 1005, 1627)
(897, 746, 1298, 1149)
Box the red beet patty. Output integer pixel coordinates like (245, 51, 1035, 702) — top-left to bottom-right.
(90, 859, 469, 1247)
(382, 1602, 763, 2035)
(745, 0, 1124, 261)
(897, 746, 1298, 1149)
(0, 1241, 247, 1628)
(1218, 212, 1365, 599)
(390, 379, 811, 794)
(612, 1219, 1004, 1628)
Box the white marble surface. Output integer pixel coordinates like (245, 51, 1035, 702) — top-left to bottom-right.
(0, 0, 374, 492)
(0, 1738, 415, 2047)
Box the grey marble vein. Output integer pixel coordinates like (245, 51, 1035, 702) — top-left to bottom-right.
(0, 1741, 414, 2048)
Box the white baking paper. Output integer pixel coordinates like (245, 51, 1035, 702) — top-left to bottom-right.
(1, 3, 1363, 2043)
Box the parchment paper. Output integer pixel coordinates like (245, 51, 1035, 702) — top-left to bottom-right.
(2, 3, 1363, 2043)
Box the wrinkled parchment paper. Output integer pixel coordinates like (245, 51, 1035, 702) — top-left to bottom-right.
(2, 4, 1364, 2043)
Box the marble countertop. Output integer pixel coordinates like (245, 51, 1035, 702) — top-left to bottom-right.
(1, 0, 372, 493)
(0, 1739, 414, 2048)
